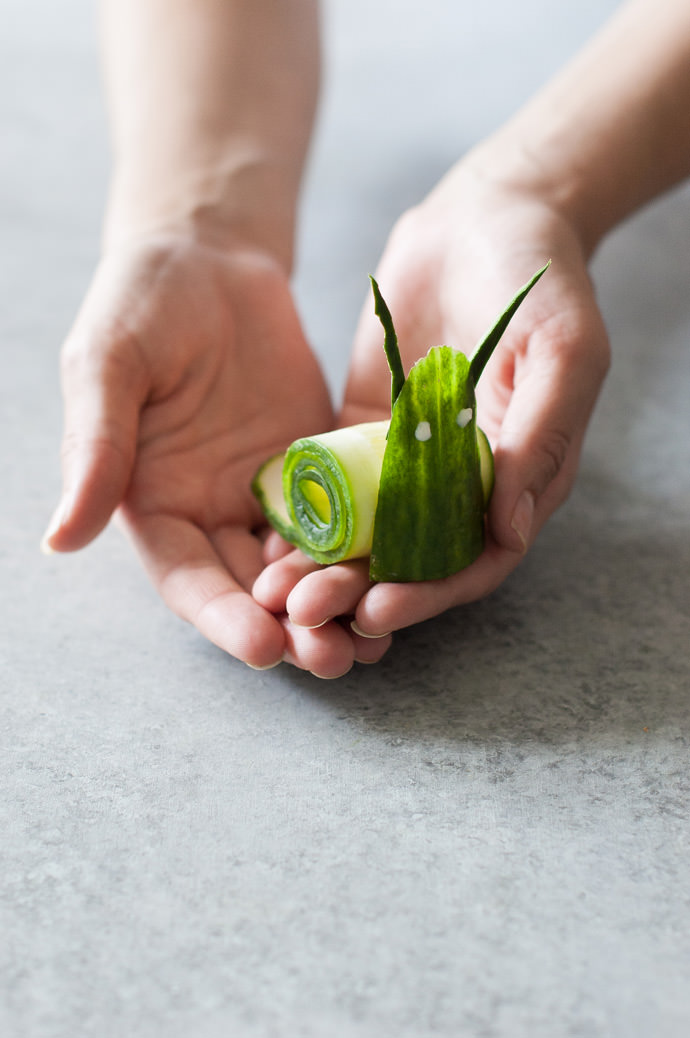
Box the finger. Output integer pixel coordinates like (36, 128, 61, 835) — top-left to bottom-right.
(252, 549, 323, 613)
(351, 628, 393, 665)
(352, 535, 521, 636)
(210, 525, 268, 594)
(281, 616, 355, 679)
(488, 307, 610, 553)
(262, 529, 296, 565)
(42, 322, 148, 554)
(120, 510, 285, 669)
(285, 559, 371, 629)
(353, 301, 607, 641)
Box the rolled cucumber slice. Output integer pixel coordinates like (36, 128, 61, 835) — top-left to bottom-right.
(280, 420, 388, 564)
(252, 262, 548, 581)
(251, 451, 294, 543)
(252, 416, 495, 569)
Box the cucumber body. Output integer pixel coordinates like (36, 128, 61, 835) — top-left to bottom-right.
(370, 346, 485, 582)
(252, 264, 549, 581)
(252, 413, 494, 574)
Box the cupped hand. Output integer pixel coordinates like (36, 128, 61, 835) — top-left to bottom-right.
(42, 235, 374, 673)
(253, 154, 611, 652)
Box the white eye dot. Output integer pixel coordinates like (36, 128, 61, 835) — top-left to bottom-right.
(415, 421, 432, 441)
(457, 408, 473, 428)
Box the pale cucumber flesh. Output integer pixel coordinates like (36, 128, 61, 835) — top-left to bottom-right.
(252, 264, 548, 580)
(253, 418, 494, 570)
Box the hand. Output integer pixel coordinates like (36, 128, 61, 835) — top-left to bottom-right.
(253, 152, 611, 655)
(41, 235, 372, 673)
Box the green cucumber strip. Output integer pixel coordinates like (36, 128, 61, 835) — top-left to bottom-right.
(370, 346, 485, 582)
(279, 421, 389, 564)
(469, 261, 551, 386)
(251, 452, 294, 542)
(370, 275, 406, 409)
(253, 264, 549, 582)
(252, 418, 494, 573)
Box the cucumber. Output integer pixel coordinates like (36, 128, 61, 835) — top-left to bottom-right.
(252, 414, 495, 571)
(251, 451, 294, 542)
(252, 262, 549, 581)
(477, 426, 494, 510)
(281, 420, 388, 564)
(252, 421, 389, 564)
(370, 345, 485, 581)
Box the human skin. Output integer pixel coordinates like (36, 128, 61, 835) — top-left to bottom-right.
(43, 0, 690, 676)
(41, 0, 393, 675)
(253, 0, 690, 658)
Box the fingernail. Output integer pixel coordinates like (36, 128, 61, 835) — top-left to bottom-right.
(40, 494, 71, 555)
(510, 490, 535, 554)
(247, 660, 282, 671)
(351, 620, 391, 639)
(289, 616, 332, 630)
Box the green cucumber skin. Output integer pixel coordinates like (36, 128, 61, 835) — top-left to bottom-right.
(369, 275, 405, 409)
(282, 437, 355, 564)
(256, 421, 389, 566)
(369, 346, 485, 583)
(253, 265, 548, 581)
(469, 261, 550, 385)
(251, 419, 492, 573)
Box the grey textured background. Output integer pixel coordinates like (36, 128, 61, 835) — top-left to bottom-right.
(2, 1, 690, 1036)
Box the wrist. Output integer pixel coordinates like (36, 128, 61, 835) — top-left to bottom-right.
(464, 127, 610, 261)
(466, 0, 690, 258)
(103, 145, 301, 272)
(100, 0, 320, 273)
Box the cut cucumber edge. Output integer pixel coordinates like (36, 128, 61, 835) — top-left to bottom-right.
(477, 427, 495, 510)
(253, 425, 494, 566)
(251, 451, 295, 542)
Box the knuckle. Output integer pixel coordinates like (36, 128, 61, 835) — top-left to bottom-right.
(59, 428, 82, 464)
(59, 330, 86, 378)
(388, 205, 425, 248)
(60, 322, 148, 393)
(381, 206, 431, 275)
(596, 334, 612, 381)
(535, 427, 572, 490)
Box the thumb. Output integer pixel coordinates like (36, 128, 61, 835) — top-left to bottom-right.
(41, 324, 148, 554)
(490, 428, 576, 557)
(486, 322, 609, 555)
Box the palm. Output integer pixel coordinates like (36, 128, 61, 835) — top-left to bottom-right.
(254, 174, 609, 647)
(65, 238, 333, 667)
(119, 244, 332, 534)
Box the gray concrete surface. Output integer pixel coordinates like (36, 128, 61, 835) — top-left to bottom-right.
(2, 1, 690, 1036)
